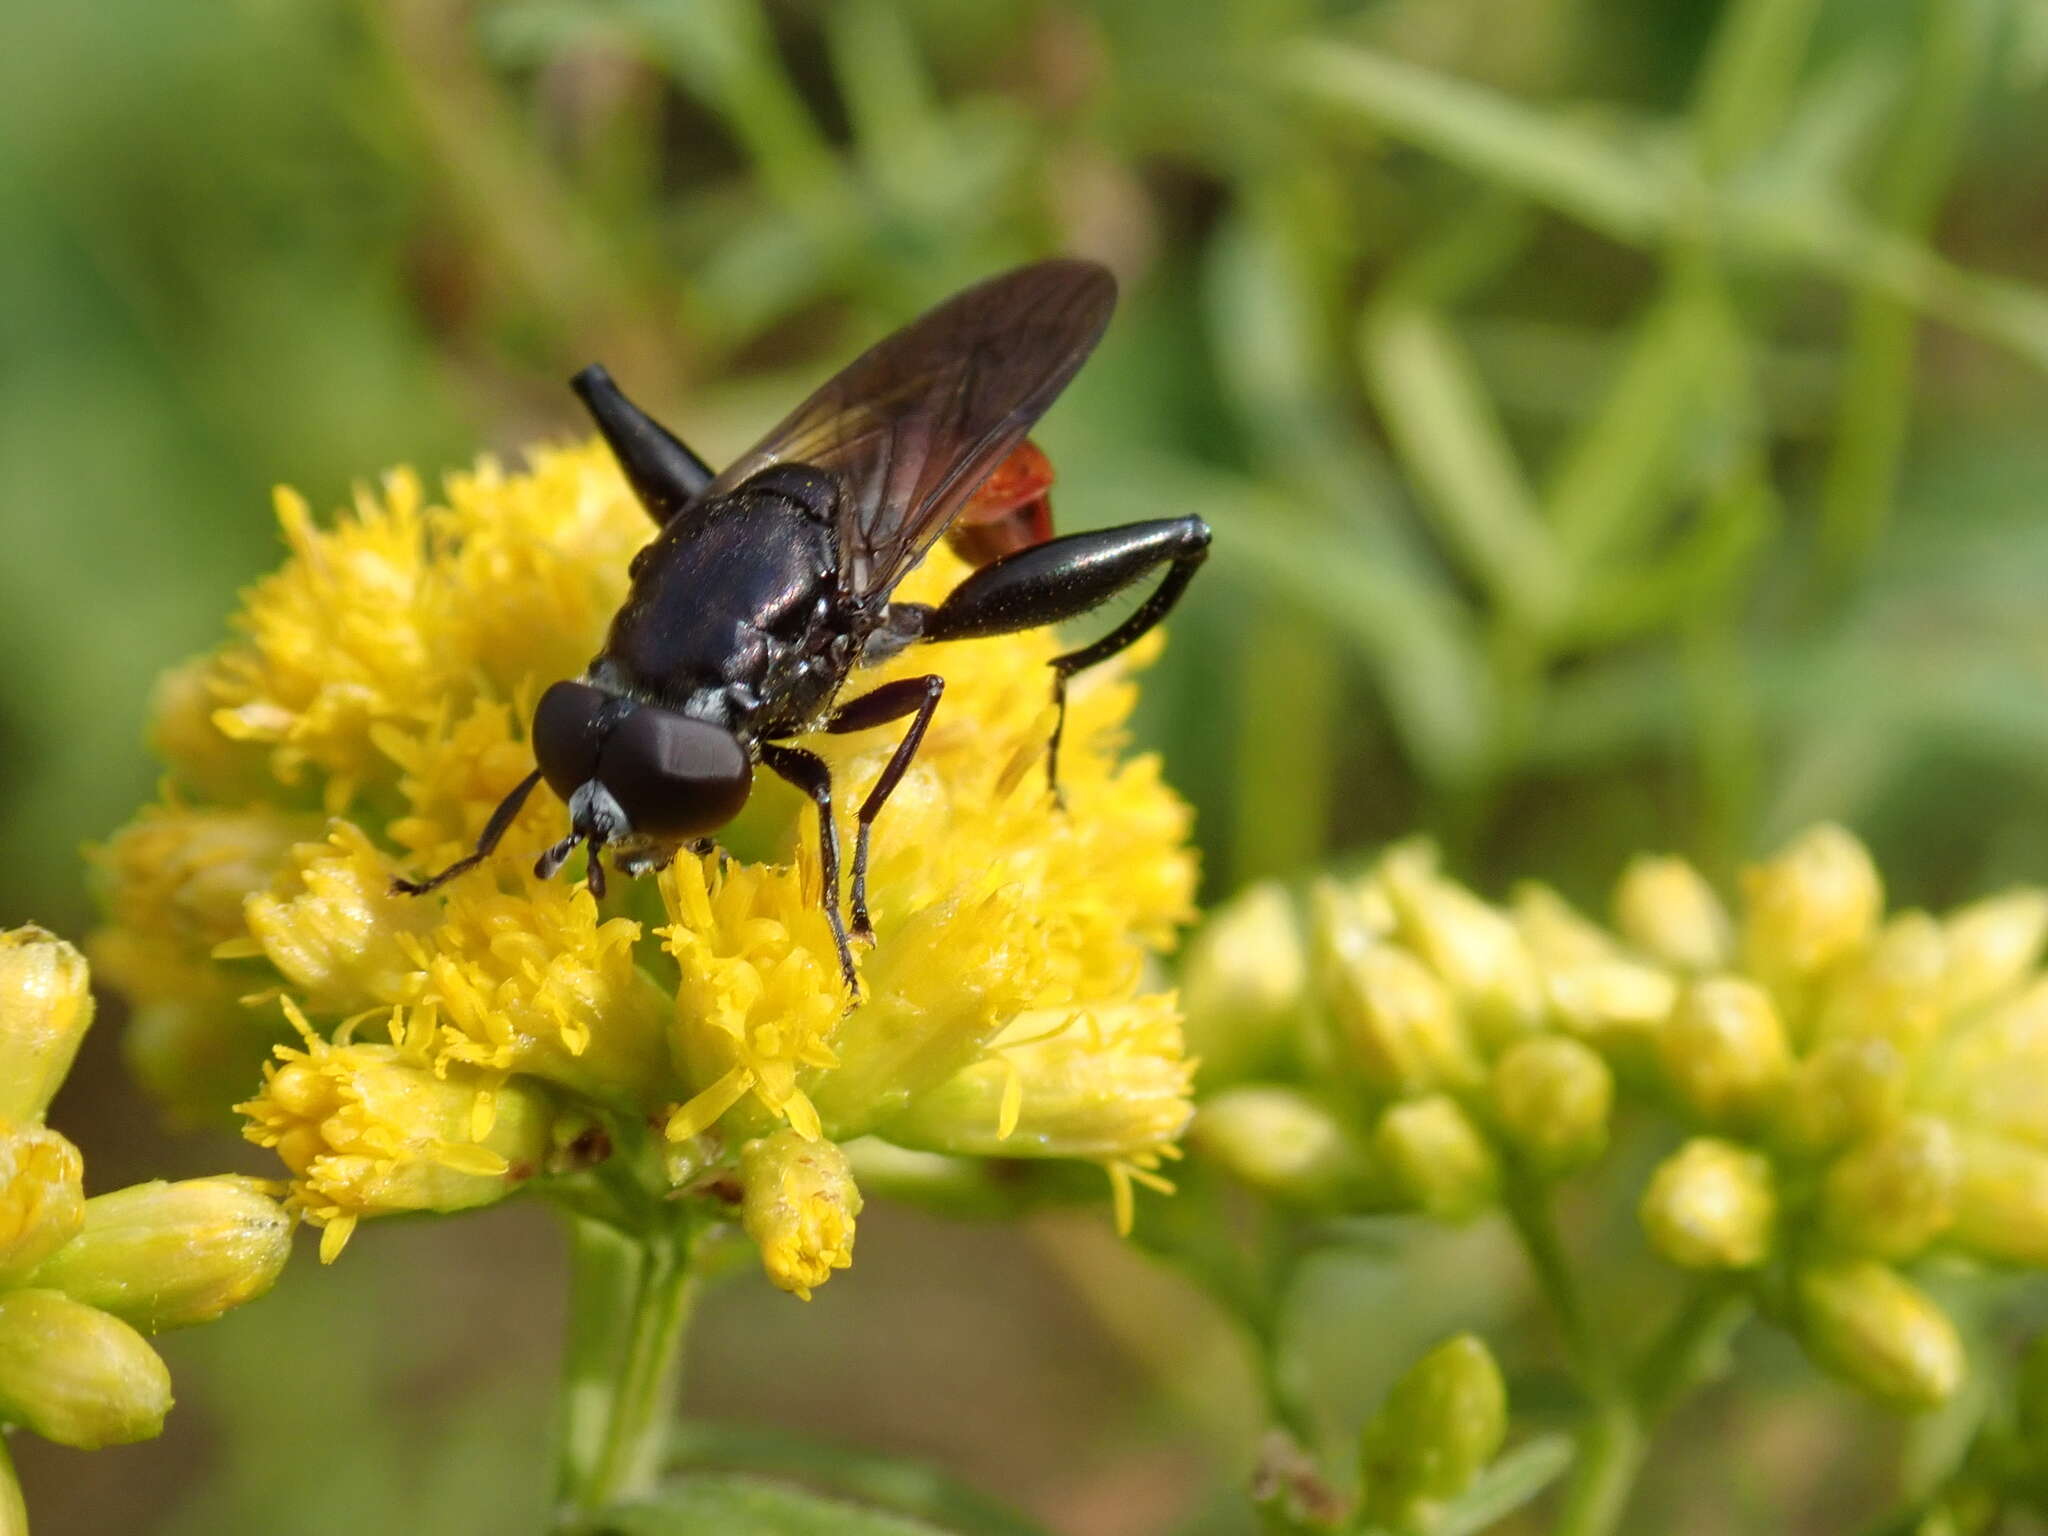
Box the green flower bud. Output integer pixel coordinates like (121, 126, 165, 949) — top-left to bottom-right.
(1942, 889, 2048, 1014)
(1641, 1138, 1775, 1269)
(0, 927, 94, 1124)
(1490, 1036, 1613, 1175)
(0, 1289, 171, 1447)
(1820, 1117, 1959, 1260)
(1796, 1260, 1963, 1409)
(1318, 904, 1479, 1096)
(1180, 883, 1308, 1087)
(1741, 824, 1883, 994)
(1379, 849, 1544, 1048)
(1359, 1334, 1507, 1527)
(1951, 1133, 2048, 1266)
(1779, 1036, 1911, 1153)
(0, 1124, 84, 1285)
(1192, 1086, 1371, 1207)
(1660, 978, 1789, 1124)
(1375, 1096, 1498, 1220)
(28, 1177, 291, 1332)
(1614, 855, 1732, 973)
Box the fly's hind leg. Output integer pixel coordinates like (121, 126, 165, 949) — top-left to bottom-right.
(823, 674, 945, 941)
(759, 743, 856, 994)
(571, 365, 715, 524)
(917, 516, 1210, 799)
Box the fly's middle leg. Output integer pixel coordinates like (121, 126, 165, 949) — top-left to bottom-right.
(823, 674, 945, 941)
(759, 742, 856, 994)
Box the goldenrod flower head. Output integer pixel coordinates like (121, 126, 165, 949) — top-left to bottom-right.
(29, 1178, 293, 1333)
(1377, 843, 1544, 1048)
(740, 1131, 862, 1301)
(100, 446, 1196, 1292)
(240, 1002, 560, 1261)
(0, 928, 94, 1125)
(1640, 1137, 1775, 1270)
(0, 1125, 84, 1285)
(1795, 1259, 1963, 1409)
(1820, 1117, 1959, 1261)
(1316, 883, 1480, 1097)
(1659, 977, 1790, 1124)
(1358, 1333, 1508, 1529)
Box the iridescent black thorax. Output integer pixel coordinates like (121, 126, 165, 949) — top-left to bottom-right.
(592, 465, 860, 741)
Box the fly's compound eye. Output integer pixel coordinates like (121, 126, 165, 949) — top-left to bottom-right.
(533, 681, 613, 802)
(599, 707, 752, 842)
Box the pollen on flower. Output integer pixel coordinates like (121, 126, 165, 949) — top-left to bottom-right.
(740, 1130, 862, 1299)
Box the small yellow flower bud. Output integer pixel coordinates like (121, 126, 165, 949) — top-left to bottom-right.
(240, 1005, 558, 1260)
(0, 1290, 171, 1447)
(1374, 1096, 1498, 1220)
(1820, 1118, 1959, 1260)
(1180, 883, 1308, 1087)
(0, 1124, 84, 1284)
(1543, 959, 1677, 1056)
(0, 927, 94, 1124)
(1614, 855, 1732, 973)
(1810, 913, 1946, 1057)
(1951, 1133, 2048, 1267)
(1942, 889, 2048, 1014)
(1192, 1087, 1371, 1206)
(1660, 978, 1790, 1123)
(1380, 857, 1544, 1049)
(146, 655, 270, 802)
(1641, 1138, 1775, 1269)
(1741, 824, 1883, 993)
(1780, 1036, 1912, 1153)
(1918, 980, 2048, 1145)
(29, 1177, 291, 1332)
(1319, 916, 1479, 1096)
(1490, 1036, 1613, 1175)
(1358, 1333, 1507, 1527)
(740, 1131, 862, 1301)
(1796, 1260, 1963, 1409)
(1511, 884, 1617, 967)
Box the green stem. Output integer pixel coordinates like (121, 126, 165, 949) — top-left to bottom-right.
(556, 1217, 700, 1525)
(0, 1433, 25, 1536)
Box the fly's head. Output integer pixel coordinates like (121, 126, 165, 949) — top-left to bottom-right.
(531, 681, 752, 892)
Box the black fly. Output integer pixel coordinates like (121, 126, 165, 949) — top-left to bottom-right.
(394, 259, 1211, 990)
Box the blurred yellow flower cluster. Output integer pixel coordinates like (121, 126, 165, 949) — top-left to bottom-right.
(1188, 824, 2048, 1410)
(0, 927, 288, 1476)
(95, 444, 1197, 1296)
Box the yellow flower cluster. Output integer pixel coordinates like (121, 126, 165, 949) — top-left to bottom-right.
(0, 927, 288, 1467)
(96, 443, 1198, 1295)
(1188, 825, 2048, 1410)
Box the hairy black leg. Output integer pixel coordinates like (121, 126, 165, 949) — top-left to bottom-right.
(918, 516, 1210, 797)
(760, 743, 856, 994)
(824, 674, 945, 941)
(571, 365, 714, 524)
(393, 768, 545, 895)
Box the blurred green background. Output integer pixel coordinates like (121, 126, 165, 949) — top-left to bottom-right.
(7, 0, 2048, 1530)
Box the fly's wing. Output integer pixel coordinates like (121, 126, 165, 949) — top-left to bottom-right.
(702, 259, 1115, 597)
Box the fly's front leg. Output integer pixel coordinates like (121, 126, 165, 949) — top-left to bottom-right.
(823, 674, 945, 941)
(759, 743, 856, 994)
(918, 517, 1210, 798)
(393, 768, 545, 895)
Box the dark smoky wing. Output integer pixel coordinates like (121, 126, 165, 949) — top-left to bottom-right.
(702, 259, 1116, 597)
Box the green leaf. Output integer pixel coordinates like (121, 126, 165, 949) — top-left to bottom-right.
(586, 1472, 1035, 1536)
(1431, 1434, 1575, 1536)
